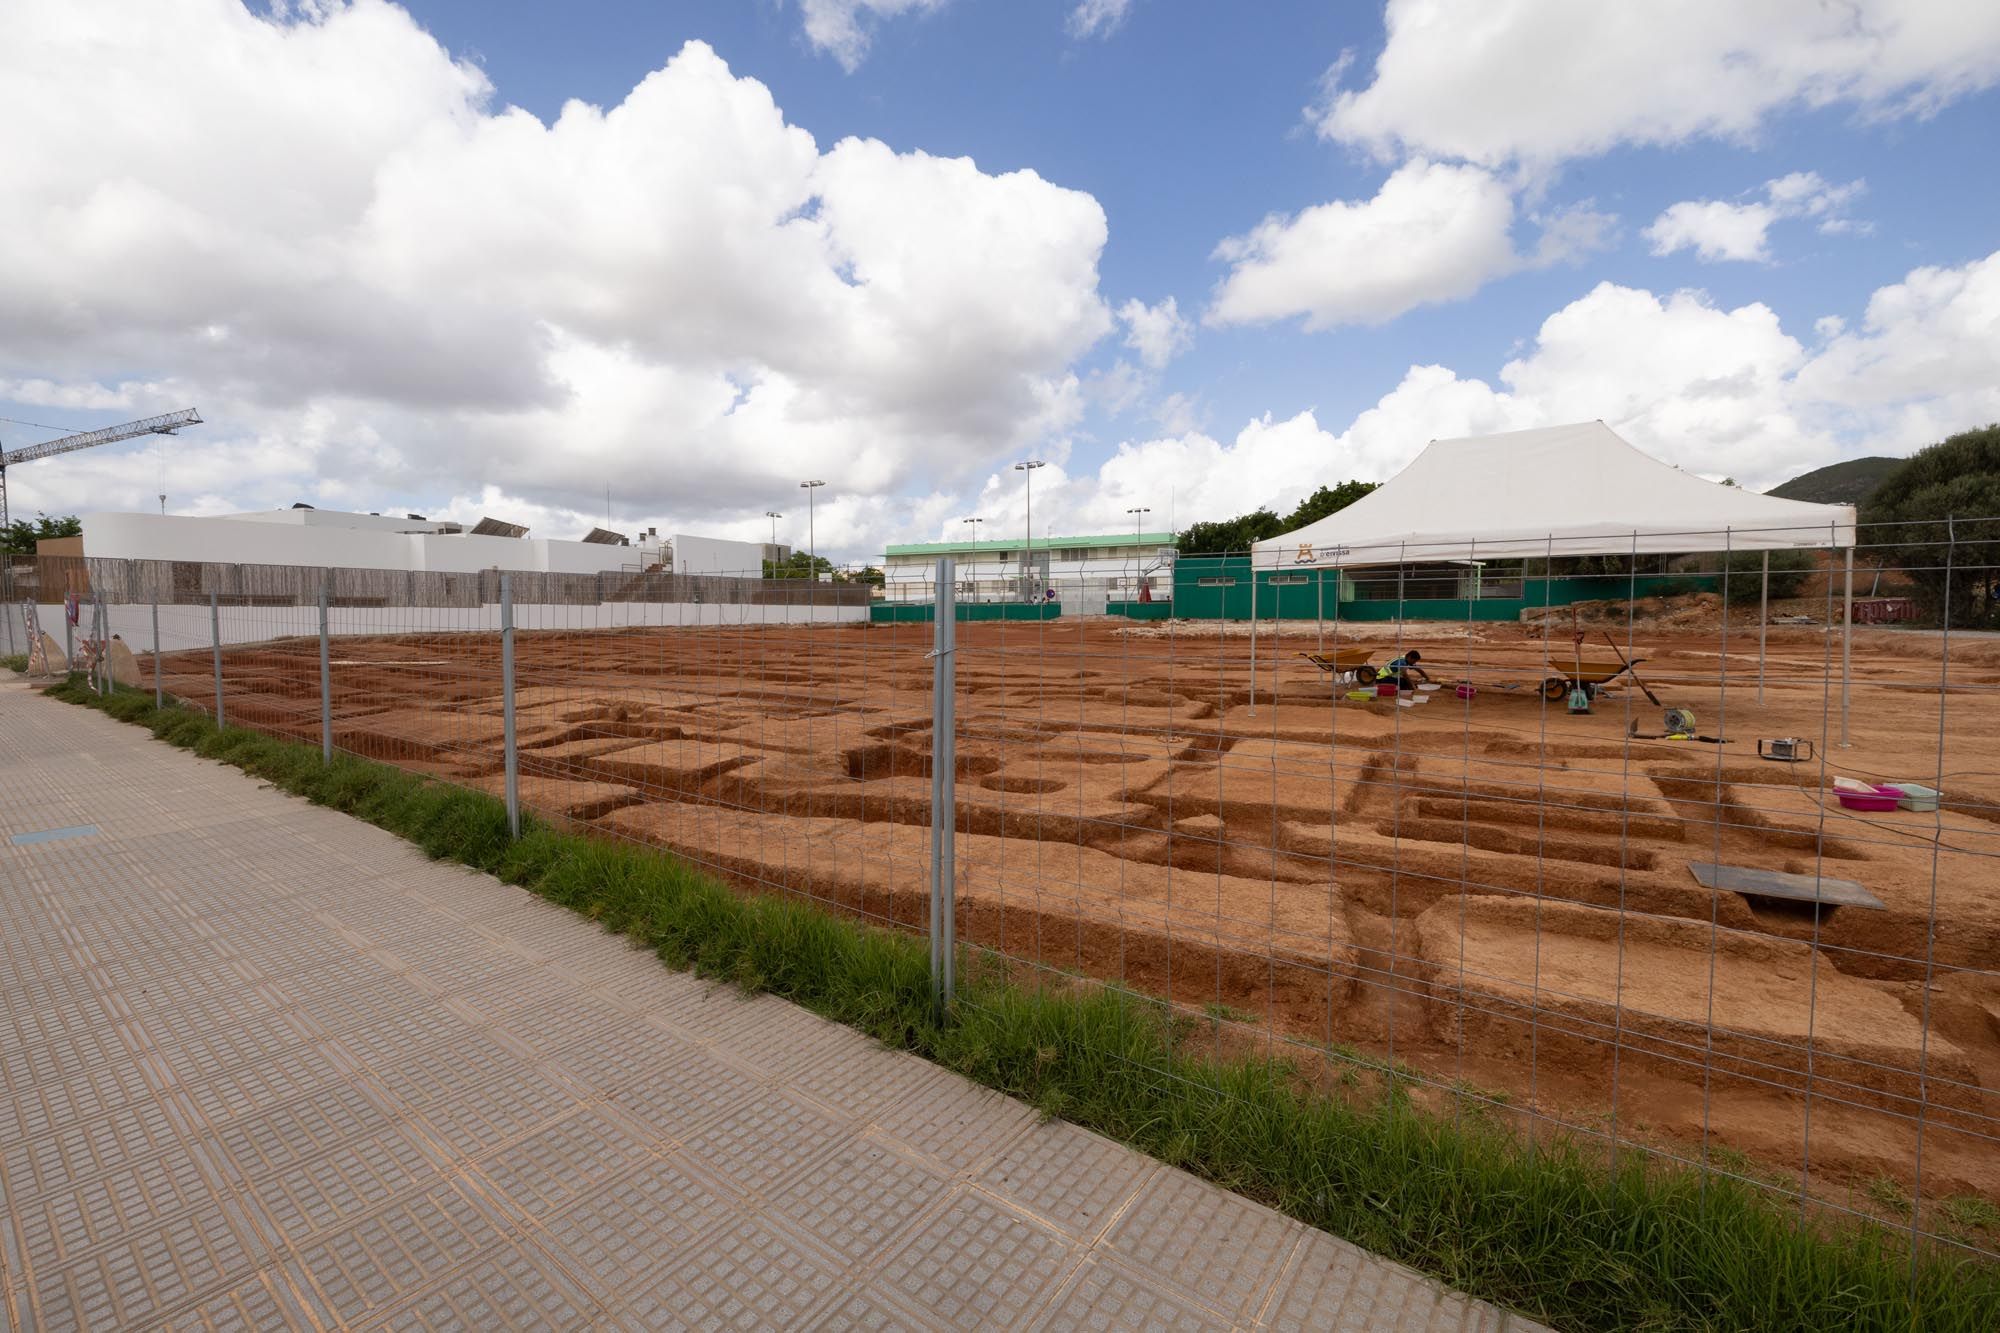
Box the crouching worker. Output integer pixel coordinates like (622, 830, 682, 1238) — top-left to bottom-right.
(1384, 650, 1429, 690)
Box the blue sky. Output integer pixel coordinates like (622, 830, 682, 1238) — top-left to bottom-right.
(4, 1, 1999, 557)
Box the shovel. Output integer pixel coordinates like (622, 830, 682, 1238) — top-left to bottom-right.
(1600, 630, 1663, 708)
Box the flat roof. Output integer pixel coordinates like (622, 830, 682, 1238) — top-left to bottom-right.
(886, 532, 1176, 557)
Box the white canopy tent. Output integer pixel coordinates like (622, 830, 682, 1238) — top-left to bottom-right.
(1245, 422, 1861, 742)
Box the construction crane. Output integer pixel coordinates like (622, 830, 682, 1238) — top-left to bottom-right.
(0, 408, 202, 528)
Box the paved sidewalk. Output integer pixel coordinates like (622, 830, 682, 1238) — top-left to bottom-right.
(0, 679, 1548, 1331)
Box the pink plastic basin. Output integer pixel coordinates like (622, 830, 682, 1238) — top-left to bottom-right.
(1836, 785, 1902, 812)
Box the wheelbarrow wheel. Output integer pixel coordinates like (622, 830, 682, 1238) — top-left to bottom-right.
(1355, 665, 1378, 685)
(1542, 676, 1570, 701)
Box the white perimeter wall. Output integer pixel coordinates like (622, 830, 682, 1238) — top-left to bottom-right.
(5, 599, 865, 657)
(82, 512, 639, 575)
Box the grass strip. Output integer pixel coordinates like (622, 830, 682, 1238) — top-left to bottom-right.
(41, 679, 2000, 1332)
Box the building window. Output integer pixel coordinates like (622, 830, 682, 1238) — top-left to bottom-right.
(1267, 573, 1310, 585)
(1197, 576, 1236, 587)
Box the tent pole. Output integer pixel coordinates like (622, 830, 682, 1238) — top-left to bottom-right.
(1758, 551, 1768, 705)
(1839, 545, 1853, 747)
(1316, 566, 1324, 655)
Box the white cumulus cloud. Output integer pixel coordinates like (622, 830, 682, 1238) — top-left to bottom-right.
(0, 1, 1114, 554)
(1117, 297, 1191, 370)
(1318, 0, 2000, 167)
(1207, 160, 1608, 330)
(799, 0, 946, 72)
(1067, 0, 1134, 41)
(1646, 172, 1866, 262)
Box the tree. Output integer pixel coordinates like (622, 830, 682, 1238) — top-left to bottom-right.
(1860, 425, 2000, 626)
(841, 565, 885, 587)
(1282, 480, 1377, 530)
(1174, 480, 1377, 554)
(1175, 508, 1283, 555)
(763, 551, 834, 580)
(1718, 549, 1815, 605)
(0, 513, 81, 556)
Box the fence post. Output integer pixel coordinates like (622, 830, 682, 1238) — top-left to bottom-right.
(501, 573, 520, 838)
(2, 563, 14, 658)
(210, 590, 224, 726)
(151, 594, 162, 710)
(928, 557, 958, 1017)
(95, 597, 110, 696)
(1757, 551, 1768, 704)
(319, 576, 333, 764)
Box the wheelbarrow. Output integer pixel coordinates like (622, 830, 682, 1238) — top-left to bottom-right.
(1541, 657, 1646, 701)
(1299, 648, 1382, 686)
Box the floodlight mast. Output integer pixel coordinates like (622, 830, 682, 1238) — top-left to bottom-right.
(0, 408, 203, 527)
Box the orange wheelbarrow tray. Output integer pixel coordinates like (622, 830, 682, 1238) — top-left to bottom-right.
(1299, 648, 1385, 684)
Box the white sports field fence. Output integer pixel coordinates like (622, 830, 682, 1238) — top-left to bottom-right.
(10, 517, 2000, 1267)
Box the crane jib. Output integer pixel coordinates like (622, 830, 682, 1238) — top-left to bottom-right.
(0, 407, 202, 527)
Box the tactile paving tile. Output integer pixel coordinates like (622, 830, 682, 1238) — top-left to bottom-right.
(769, 1138, 953, 1264)
(151, 1264, 318, 1333)
(179, 1044, 349, 1131)
(27, 1200, 263, 1331)
(366, 1031, 532, 1110)
(1, 1024, 137, 1105)
(873, 1190, 1077, 1330)
(469, 1108, 654, 1221)
(443, 967, 589, 1025)
(204, 1081, 396, 1185)
(0, 1095, 191, 1203)
(155, 1012, 320, 1086)
(292, 1182, 508, 1328)
(329, 1003, 481, 1068)
(537, 1019, 696, 1095)
(977, 1120, 1158, 1238)
(692, 992, 853, 1075)
(280, 972, 433, 1037)
(815, 1286, 936, 1332)
(869, 1078, 1037, 1174)
(122, 984, 289, 1051)
(404, 946, 529, 993)
(373, 1241, 598, 1331)
(245, 1125, 447, 1246)
(1030, 1255, 1222, 1332)
(11, 1142, 225, 1272)
(628, 1215, 845, 1329)
(537, 1156, 731, 1296)
(1102, 1169, 1297, 1318)
(407, 1062, 585, 1161)
(786, 1044, 953, 1123)
(600, 1045, 761, 1144)
(677, 1086, 854, 1198)
(1260, 1229, 1536, 1333)
(11, 1056, 161, 1143)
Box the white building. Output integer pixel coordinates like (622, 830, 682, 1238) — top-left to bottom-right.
(883, 531, 1175, 613)
(79, 507, 660, 575)
(668, 533, 772, 577)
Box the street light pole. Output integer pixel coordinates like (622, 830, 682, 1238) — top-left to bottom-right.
(1126, 506, 1151, 605)
(765, 510, 782, 546)
(1013, 460, 1044, 601)
(800, 481, 825, 611)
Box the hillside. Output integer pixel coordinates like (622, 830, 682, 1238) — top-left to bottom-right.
(1767, 456, 1902, 506)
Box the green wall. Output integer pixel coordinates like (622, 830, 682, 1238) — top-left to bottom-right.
(1154, 555, 1717, 622)
(870, 600, 1064, 623)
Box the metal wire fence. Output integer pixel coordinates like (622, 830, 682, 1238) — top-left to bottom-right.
(16, 523, 2000, 1265)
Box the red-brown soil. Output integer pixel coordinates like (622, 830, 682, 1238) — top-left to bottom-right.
(158, 615, 2000, 1215)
